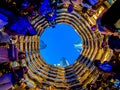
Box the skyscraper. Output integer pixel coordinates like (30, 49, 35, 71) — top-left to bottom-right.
(40, 40, 47, 50)
(60, 57, 69, 68)
(74, 39, 82, 52)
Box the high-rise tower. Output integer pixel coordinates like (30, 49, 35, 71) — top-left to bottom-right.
(60, 57, 69, 67)
(40, 40, 47, 50)
(74, 39, 82, 52)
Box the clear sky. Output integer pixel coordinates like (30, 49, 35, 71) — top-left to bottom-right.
(40, 23, 82, 66)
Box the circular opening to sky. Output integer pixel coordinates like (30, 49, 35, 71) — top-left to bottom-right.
(40, 23, 82, 68)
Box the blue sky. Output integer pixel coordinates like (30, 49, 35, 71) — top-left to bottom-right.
(40, 23, 82, 66)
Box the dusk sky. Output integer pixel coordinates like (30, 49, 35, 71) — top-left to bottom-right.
(40, 23, 82, 66)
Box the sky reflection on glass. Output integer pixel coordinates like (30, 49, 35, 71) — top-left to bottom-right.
(40, 23, 82, 66)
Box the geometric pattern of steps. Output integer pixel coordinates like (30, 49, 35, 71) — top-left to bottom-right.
(15, 3, 112, 90)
